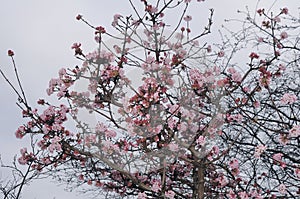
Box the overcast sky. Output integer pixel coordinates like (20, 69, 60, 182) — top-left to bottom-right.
(0, 0, 298, 198)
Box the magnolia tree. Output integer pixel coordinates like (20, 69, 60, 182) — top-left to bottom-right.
(1, 0, 299, 198)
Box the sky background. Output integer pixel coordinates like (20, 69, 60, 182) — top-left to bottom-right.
(0, 0, 298, 198)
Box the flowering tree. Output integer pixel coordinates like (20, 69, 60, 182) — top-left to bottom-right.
(1, 0, 299, 198)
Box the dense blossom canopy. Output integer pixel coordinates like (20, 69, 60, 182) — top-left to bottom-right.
(1, 0, 299, 198)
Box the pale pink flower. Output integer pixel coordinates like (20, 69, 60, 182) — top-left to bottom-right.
(215, 175, 228, 187)
(113, 14, 122, 21)
(168, 143, 179, 152)
(281, 7, 288, 15)
(289, 125, 300, 138)
(105, 129, 117, 138)
(15, 126, 25, 139)
(218, 51, 225, 57)
(238, 191, 249, 199)
(278, 133, 289, 145)
(152, 181, 161, 192)
(227, 114, 243, 123)
(278, 64, 286, 71)
(18, 156, 27, 165)
(227, 189, 237, 199)
(58, 68, 66, 78)
(138, 192, 147, 199)
(227, 67, 242, 82)
(146, 5, 158, 13)
(48, 136, 62, 153)
(280, 32, 288, 40)
(273, 16, 281, 22)
(273, 153, 283, 164)
(165, 190, 175, 198)
(232, 72, 242, 82)
(95, 122, 107, 133)
(295, 168, 300, 178)
(196, 136, 206, 146)
(253, 101, 260, 108)
(178, 122, 187, 132)
(281, 93, 297, 104)
(257, 8, 264, 16)
(207, 45, 212, 52)
(78, 174, 84, 181)
(71, 42, 81, 49)
(229, 158, 239, 169)
(20, 147, 27, 156)
(184, 15, 192, 22)
(257, 37, 264, 42)
(278, 184, 286, 194)
(254, 145, 266, 158)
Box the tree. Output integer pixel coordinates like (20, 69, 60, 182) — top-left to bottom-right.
(1, 0, 299, 198)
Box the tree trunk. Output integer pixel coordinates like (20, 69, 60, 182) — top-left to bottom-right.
(197, 163, 205, 199)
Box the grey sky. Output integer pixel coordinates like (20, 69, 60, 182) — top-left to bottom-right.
(0, 0, 298, 198)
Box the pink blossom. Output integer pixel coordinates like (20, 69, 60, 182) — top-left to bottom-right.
(58, 68, 66, 78)
(112, 14, 122, 26)
(18, 156, 27, 165)
(105, 129, 117, 138)
(48, 136, 62, 153)
(253, 101, 260, 108)
(196, 136, 206, 146)
(273, 16, 281, 23)
(257, 37, 264, 42)
(257, 8, 265, 16)
(78, 174, 84, 181)
(278, 64, 286, 71)
(165, 190, 175, 198)
(281, 7, 288, 15)
(281, 93, 297, 104)
(249, 52, 259, 59)
(227, 114, 243, 123)
(145, 5, 158, 13)
(168, 143, 179, 152)
(20, 147, 27, 156)
(227, 67, 242, 82)
(218, 51, 225, 57)
(138, 192, 147, 199)
(278, 133, 289, 145)
(95, 122, 107, 133)
(238, 191, 249, 199)
(151, 181, 161, 192)
(95, 26, 106, 34)
(215, 175, 228, 187)
(259, 68, 272, 88)
(229, 158, 239, 169)
(278, 184, 286, 194)
(71, 43, 81, 49)
(295, 168, 300, 178)
(184, 0, 191, 3)
(178, 122, 187, 132)
(184, 15, 192, 22)
(231, 72, 242, 82)
(15, 126, 25, 139)
(227, 189, 237, 199)
(280, 32, 288, 40)
(289, 125, 300, 138)
(273, 153, 283, 165)
(254, 144, 266, 158)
